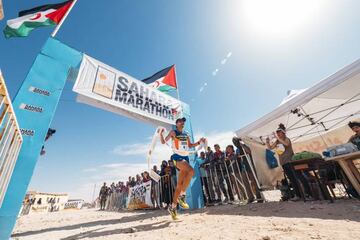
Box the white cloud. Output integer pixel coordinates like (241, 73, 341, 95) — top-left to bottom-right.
(212, 69, 219, 76)
(226, 51, 232, 58)
(194, 130, 235, 151)
(82, 168, 97, 173)
(111, 138, 173, 167)
(112, 143, 147, 156)
(199, 86, 204, 92)
(70, 162, 149, 202)
(221, 58, 227, 65)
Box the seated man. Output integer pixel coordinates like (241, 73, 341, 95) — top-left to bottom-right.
(348, 121, 360, 150)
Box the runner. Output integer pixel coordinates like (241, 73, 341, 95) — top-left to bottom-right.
(159, 117, 205, 220)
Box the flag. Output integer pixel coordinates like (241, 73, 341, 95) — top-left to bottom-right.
(3, 0, 73, 38)
(0, 0, 4, 20)
(142, 65, 177, 93)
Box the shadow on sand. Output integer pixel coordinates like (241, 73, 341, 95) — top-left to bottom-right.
(200, 199, 360, 222)
(12, 210, 169, 238)
(60, 221, 171, 240)
(12, 199, 360, 239)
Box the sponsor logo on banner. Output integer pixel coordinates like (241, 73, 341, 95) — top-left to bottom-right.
(19, 103, 43, 113)
(127, 181, 152, 209)
(93, 66, 116, 99)
(73, 55, 183, 126)
(29, 86, 50, 96)
(20, 129, 35, 137)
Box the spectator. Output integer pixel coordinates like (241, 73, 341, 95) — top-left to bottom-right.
(232, 137, 263, 202)
(110, 182, 116, 193)
(151, 165, 161, 208)
(136, 174, 142, 185)
(266, 123, 310, 200)
(126, 176, 131, 188)
(99, 182, 108, 210)
(143, 171, 151, 182)
(214, 144, 234, 202)
(168, 160, 177, 190)
(206, 146, 214, 162)
(348, 121, 360, 149)
(130, 177, 136, 187)
(224, 145, 246, 202)
(153, 165, 160, 175)
(198, 151, 211, 204)
(160, 160, 172, 207)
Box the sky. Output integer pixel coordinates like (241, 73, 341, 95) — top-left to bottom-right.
(0, 0, 359, 201)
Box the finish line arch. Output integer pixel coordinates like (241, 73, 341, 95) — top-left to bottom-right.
(0, 37, 204, 239)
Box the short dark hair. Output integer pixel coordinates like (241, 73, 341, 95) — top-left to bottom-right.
(276, 123, 286, 132)
(348, 121, 360, 128)
(226, 145, 234, 151)
(176, 117, 186, 123)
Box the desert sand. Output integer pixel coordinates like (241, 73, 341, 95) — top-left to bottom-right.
(12, 199, 360, 240)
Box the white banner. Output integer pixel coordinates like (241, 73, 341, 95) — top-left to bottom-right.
(73, 55, 182, 127)
(126, 181, 152, 209)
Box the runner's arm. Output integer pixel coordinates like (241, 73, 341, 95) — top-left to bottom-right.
(188, 137, 204, 148)
(160, 129, 174, 144)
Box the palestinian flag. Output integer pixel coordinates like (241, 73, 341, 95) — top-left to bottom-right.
(142, 65, 177, 93)
(4, 0, 73, 38)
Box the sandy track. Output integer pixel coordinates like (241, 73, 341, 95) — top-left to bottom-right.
(12, 199, 360, 240)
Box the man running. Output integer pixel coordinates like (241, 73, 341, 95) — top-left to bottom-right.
(160, 117, 205, 220)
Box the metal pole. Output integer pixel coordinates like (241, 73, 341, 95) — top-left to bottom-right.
(219, 164, 230, 202)
(235, 156, 248, 200)
(242, 155, 256, 198)
(51, 0, 78, 37)
(208, 166, 216, 202)
(212, 165, 222, 201)
(173, 65, 181, 101)
(91, 184, 96, 202)
(242, 148, 261, 189)
(229, 160, 242, 202)
(223, 160, 235, 201)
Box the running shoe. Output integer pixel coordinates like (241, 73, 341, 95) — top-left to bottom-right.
(168, 205, 178, 220)
(178, 195, 190, 209)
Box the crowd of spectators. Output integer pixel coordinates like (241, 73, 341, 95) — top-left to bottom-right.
(97, 136, 263, 211)
(98, 160, 178, 210)
(197, 137, 263, 205)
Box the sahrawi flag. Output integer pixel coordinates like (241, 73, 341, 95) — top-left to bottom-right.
(4, 0, 73, 38)
(142, 65, 177, 93)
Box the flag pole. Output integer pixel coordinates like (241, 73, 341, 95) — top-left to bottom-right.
(174, 65, 181, 101)
(51, 0, 78, 37)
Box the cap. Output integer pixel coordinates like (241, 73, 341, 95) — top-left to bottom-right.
(175, 117, 186, 123)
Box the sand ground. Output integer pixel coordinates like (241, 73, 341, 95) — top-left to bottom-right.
(12, 199, 360, 240)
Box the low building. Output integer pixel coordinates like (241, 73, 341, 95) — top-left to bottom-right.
(20, 191, 69, 215)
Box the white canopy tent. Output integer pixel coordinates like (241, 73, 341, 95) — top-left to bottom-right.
(235, 59, 360, 188)
(236, 59, 360, 145)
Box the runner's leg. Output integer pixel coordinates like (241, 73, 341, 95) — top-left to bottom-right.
(180, 163, 194, 193)
(172, 164, 188, 206)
